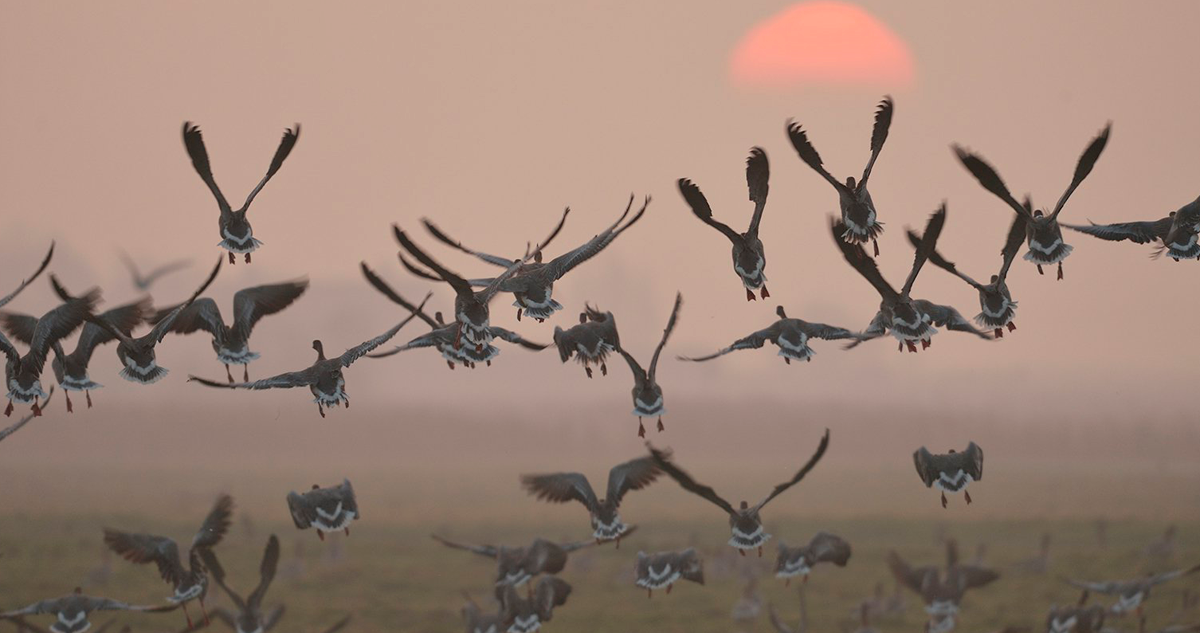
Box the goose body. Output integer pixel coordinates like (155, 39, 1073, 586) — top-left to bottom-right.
(679, 148, 772, 300)
(619, 293, 681, 437)
(914, 443, 984, 508)
(0, 589, 176, 633)
(680, 305, 861, 365)
(287, 479, 358, 540)
(1066, 564, 1200, 616)
(431, 535, 593, 589)
(954, 122, 1110, 280)
(423, 196, 648, 320)
(103, 495, 232, 628)
(182, 122, 300, 264)
(552, 306, 619, 378)
(788, 97, 894, 255)
(649, 429, 829, 556)
(500, 577, 570, 633)
(521, 455, 660, 543)
(774, 531, 852, 583)
(2, 284, 99, 416)
(635, 549, 704, 596)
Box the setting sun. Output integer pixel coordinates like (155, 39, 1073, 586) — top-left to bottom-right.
(730, 1, 915, 89)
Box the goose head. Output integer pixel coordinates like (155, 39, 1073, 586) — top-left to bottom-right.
(312, 340, 325, 361)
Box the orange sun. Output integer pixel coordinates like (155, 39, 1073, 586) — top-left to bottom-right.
(730, 1, 914, 90)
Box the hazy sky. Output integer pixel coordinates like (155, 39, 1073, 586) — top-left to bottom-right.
(1, 2, 1198, 507)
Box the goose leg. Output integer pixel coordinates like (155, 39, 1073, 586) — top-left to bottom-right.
(485, 360, 491, 367)
(344, 527, 350, 536)
(201, 597, 210, 626)
(453, 327, 462, 350)
(182, 602, 194, 629)
(656, 417, 665, 432)
(760, 285, 770, 299)
(318, 403, 326, 418)
(318, 529, 325, 541)
(517, 308, 523, 321)
(994, 328, 1003, 339)
(66, 392, 74, 413)
(601, 362, 607, 376)
(86, 390, 92, 408)
(1007, 321, 1017, 332)
(1036, 264, 1044, 275)
(4, 400, 12, 417)
(225, 364, 234, 383)
(964, 490, 972, 505)
(616, 536, 621, 549)
(873, 238, 880, 257)
(941, 491, 947, 509)
(31, 399, 41, 417)
(746, 288, 756, 301)
(906, 341, 918, 353)
(897, 342, 904, 353)
(228, 252, 236, 265)
(739, 548, 746, 557)
(637, 418, 646, 438)
(243, 366, 249, 382)
(536, 317, 544, 323)
(921, 338, 930, 350)
(667, 583, 673, 594)
(447, 360, 455, 370)
(244, 252, 251, 264)
(585, 366, 593, 379)
(1057, 262, 1064, 280)
(647, 588, 652, 599)
(784, 357, 791, 365)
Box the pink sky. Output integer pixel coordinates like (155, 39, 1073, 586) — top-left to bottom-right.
(1, 1, 1198, 510)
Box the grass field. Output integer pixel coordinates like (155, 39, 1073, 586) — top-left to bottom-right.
(1, 511, 1196, 633)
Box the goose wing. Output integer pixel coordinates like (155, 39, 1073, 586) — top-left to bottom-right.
(953, 146, 1035, 221)
(1049, 123, 1111, 221)
(607, 455, 663, 507)
(241, 124, 301, 212)
(542, 196, 647, 282)
(182, 122, 232, 214)
(647, 445, 737, 516)
(860, 96, 894, 188)
(231, 280, 309, 341)
(647, 292, 682, 383)
(1063, 218, 1170, 244)
(677, 323, 779, 362)
(102, 530, 187, 586)
(786, 120, 850, 194)
(753, 428, 831, 512)
(746, 147, 770, 238)
(519, 472, 599, 512)
(247, 535, 280, 609)
(337, 307, 426, 368)
(430, 534, 499, 559)
(679, 179, 741, 244)
(191, 494, 234, 551)
(0, 242, 54, 311)
(901, 205, 946, 298)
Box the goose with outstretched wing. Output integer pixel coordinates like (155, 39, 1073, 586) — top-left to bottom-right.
(787, 96, 894, 255)
(199, 535, 283, 633)
(679, 305, 862, 365)
(424, 195, 648, 320)
(908, 210, 1027, 338)
(520, 454, 662, 544)
(182, 122, 300, 264)
(551, 304, 619, 378)
(953, 122, 1110, 280)
(648, 428, 830, 557)
(150, 280, 308, 383)
(287, 479, 358, 541)
(430, 534, 596, 589)
(774, 531, 852, 586)
(1064, 195, 1200, 262)
(103, 494, 233, 629)
(188, 304, 424, 418)
(679, 148, 772, 301)
(2, 281, 99, 417)
(635, 548, 704, 598)
(360, 263, 545, 369)
(914, 442, 984, 508)
(618, 292, 682, 438)
(0, 588, 176, 633)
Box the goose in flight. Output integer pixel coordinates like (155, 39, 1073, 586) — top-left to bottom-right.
(618, 292, 682, 438)
(788, 96, 894, 255)
(908, 212, 1027, 339)
(635, 548, 704, 598)
(2, 282, 99, 417)
(679, 305, 862, 365)
(774, 531, 852, 586)
(833, 205, 989, 352)
(914, 442, 984, 508)
(422, 195, 649, 320)
(182, 122, 301, 264)
(678, 148, 772, 301)
(461, 593, 503, 633)
(393, 225, 543, 351)
(953, 122, 1111, 280)
(648, 428, 830, 557)
(1064, 564, 1200, 616)
(55, 260, 221, 386)
(360, 263, 546, 369)
(430, 534, 595, 589)
(102, 495, 233, 628)
(500, 576, 571, 633)
(118, 251, 191, 291)
(287, 479, 358, 541)
(198, 535, 282, 633)
(151, 280, 309, 383)
(188, 305, 424, 417)
(889, 540, 999, 618)
(551, 305, 619, 378)
(0, 299, 147, 412)
(519, 454, 663, 545)
(0, 588, 177, 633)
(1064, 195, 1200, 262)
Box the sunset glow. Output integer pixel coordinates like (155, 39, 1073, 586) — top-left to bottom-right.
(730, 1, 915, 89)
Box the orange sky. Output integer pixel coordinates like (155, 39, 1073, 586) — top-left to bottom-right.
(1, 1, 1199, 499)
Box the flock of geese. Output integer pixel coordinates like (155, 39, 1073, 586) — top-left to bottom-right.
(1, 98, 1198, 633)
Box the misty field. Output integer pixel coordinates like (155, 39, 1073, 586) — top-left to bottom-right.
(1, 511, 1196, 633)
